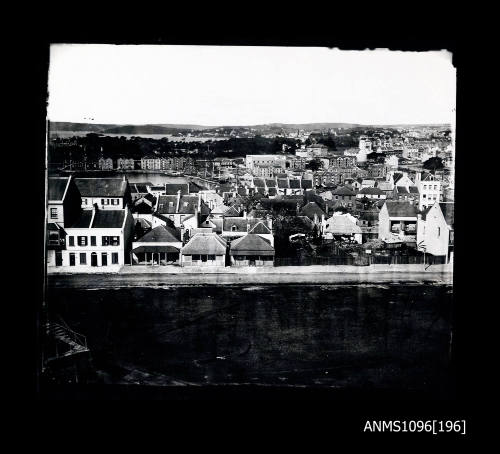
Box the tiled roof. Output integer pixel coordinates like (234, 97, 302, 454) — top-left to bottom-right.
(136, 225, 181, 243)
(48, 177, 70, 201)
(384, 201, 418, 218)
(289, 179, 301, 189)
(332, 186, 356, 196)
(253, 178, 266, 187)
(301, 179, 313, 189)
(248, 221, 271, 234)
(75, 178, 128, 197)
(395, 186, 409, 194)
(181, 233, 227, 255)
(265, 179, 277, 187)
(299, 202, 326, 219)
(223, 217, 266, 233)
(408, 186, 419, 194)
(277, 179, 289, 188)
(156, 195, 210, 215)
(230, 234, 274, 255)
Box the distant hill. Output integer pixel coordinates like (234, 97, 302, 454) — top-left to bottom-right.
(49, 121, 450, 136)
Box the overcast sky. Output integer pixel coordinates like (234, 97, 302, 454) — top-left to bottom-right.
(47, 45, 456, 126)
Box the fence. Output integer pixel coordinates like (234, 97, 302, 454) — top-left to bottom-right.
(274, 253, 447, 267)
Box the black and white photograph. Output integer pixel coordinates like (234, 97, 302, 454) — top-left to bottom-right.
(39, 42, 461, 410)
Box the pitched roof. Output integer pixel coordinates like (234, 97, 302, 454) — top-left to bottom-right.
(91, 209, 126, 228)
(268, 188, 278, 196)
(156, 195, 211, 215)
(384, 201, 418, 218)
(223, 217, 267, 233)
(248, 221, 271, 234)
(253, 178, 266, 187)
(408, 186, 419, 194)
(289, 179, 301, 189)
(324, 215, 362, 235)
(68, 210, 93, 228)
(223, 205, 240, 217)
(181, 233, 227, 255)
(230, 234, 274, 255)
(395, 186, 409, 194)
(265, 179, 277, 187)
(301, 179, 313, 189)
(75, 178, 128, 197)
(332, 186, 356, 196)
(277, 179, 289, 188)
(136, 225, 181, 243)
(48, 177, 71, 201)
(299, 202, 326, 219)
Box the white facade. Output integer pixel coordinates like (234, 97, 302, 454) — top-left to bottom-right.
(416, 202, 453, 258)
(416, 173, 442, 210)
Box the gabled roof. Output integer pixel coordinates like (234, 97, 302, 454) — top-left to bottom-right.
(301, 179, 313, 189)
(332, 186, 356, 196)
(223, 217, 267, 233)
(136, 225, 181, 243)
(48, 176, 71, 201)
(253, 178, 266, 187)
(230, 234, 274, 255)
(299, 202, 326, 219)
(268, 188, 278, 196)
(395, 186, 409, 194)
(248, 221, 271, 234)
(408, 186, 419, 194)
(384, 201, 418, 218)
(265, 179, 277, 187)
(75, 178, 128, 197)
(181, 233, 227, 255)
(223, 205, 240, 217)
(156, 195, 210, 215)
(289, 179, 301, 189)
(360, 187, 385, 195)
(324, 214, 362, 235)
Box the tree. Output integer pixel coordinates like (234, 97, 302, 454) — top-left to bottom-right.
(305, 158, 324, 171)
(423, 156, 444, 173)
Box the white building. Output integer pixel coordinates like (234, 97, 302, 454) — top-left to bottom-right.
(55, 207, 135, 269)
(417, 202, 454, 262)
(75, 177, 131, 210)
(415, 172, 442, 210)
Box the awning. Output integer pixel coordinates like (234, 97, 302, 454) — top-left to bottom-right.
(230, 250, 275, 256)
(132, 246, 180, 254)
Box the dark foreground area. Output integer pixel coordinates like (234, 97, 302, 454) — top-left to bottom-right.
(41, 283, 453, 394)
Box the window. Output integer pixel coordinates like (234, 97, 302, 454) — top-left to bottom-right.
(437, 227, 441, 237)
(79, 253, 87, 265)
(193, 254, 201, 261)
(111, 236, 120, 246)
(102, 236, 109, 246)
(208, 255, 216, 261)
(82, 198, 88, 205)
(111, 199, 117, 205)
(111, 253, 119, 264)
(102, 199, 109, 205)
(90, 236, 96, 246)
(77, 236, 88, 246)
(50, 208, 58, 219)
(68, 236, 74, 246)
(69, 253, 75, 266)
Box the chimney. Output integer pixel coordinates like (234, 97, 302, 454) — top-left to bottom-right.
(267, 215, 272, 230)
(243, 210, 247, 219)
(176, 190, 181, 212)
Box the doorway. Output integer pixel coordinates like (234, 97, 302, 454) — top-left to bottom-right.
(101, 253, 108, 266)
(91, 252, 98, 267)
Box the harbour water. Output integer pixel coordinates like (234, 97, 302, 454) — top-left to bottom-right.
(44, 283, 453, 390)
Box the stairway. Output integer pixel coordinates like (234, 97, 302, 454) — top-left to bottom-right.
(47, 322, 89, 358)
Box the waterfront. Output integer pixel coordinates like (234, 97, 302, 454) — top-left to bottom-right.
(44, 283, 453, 390)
